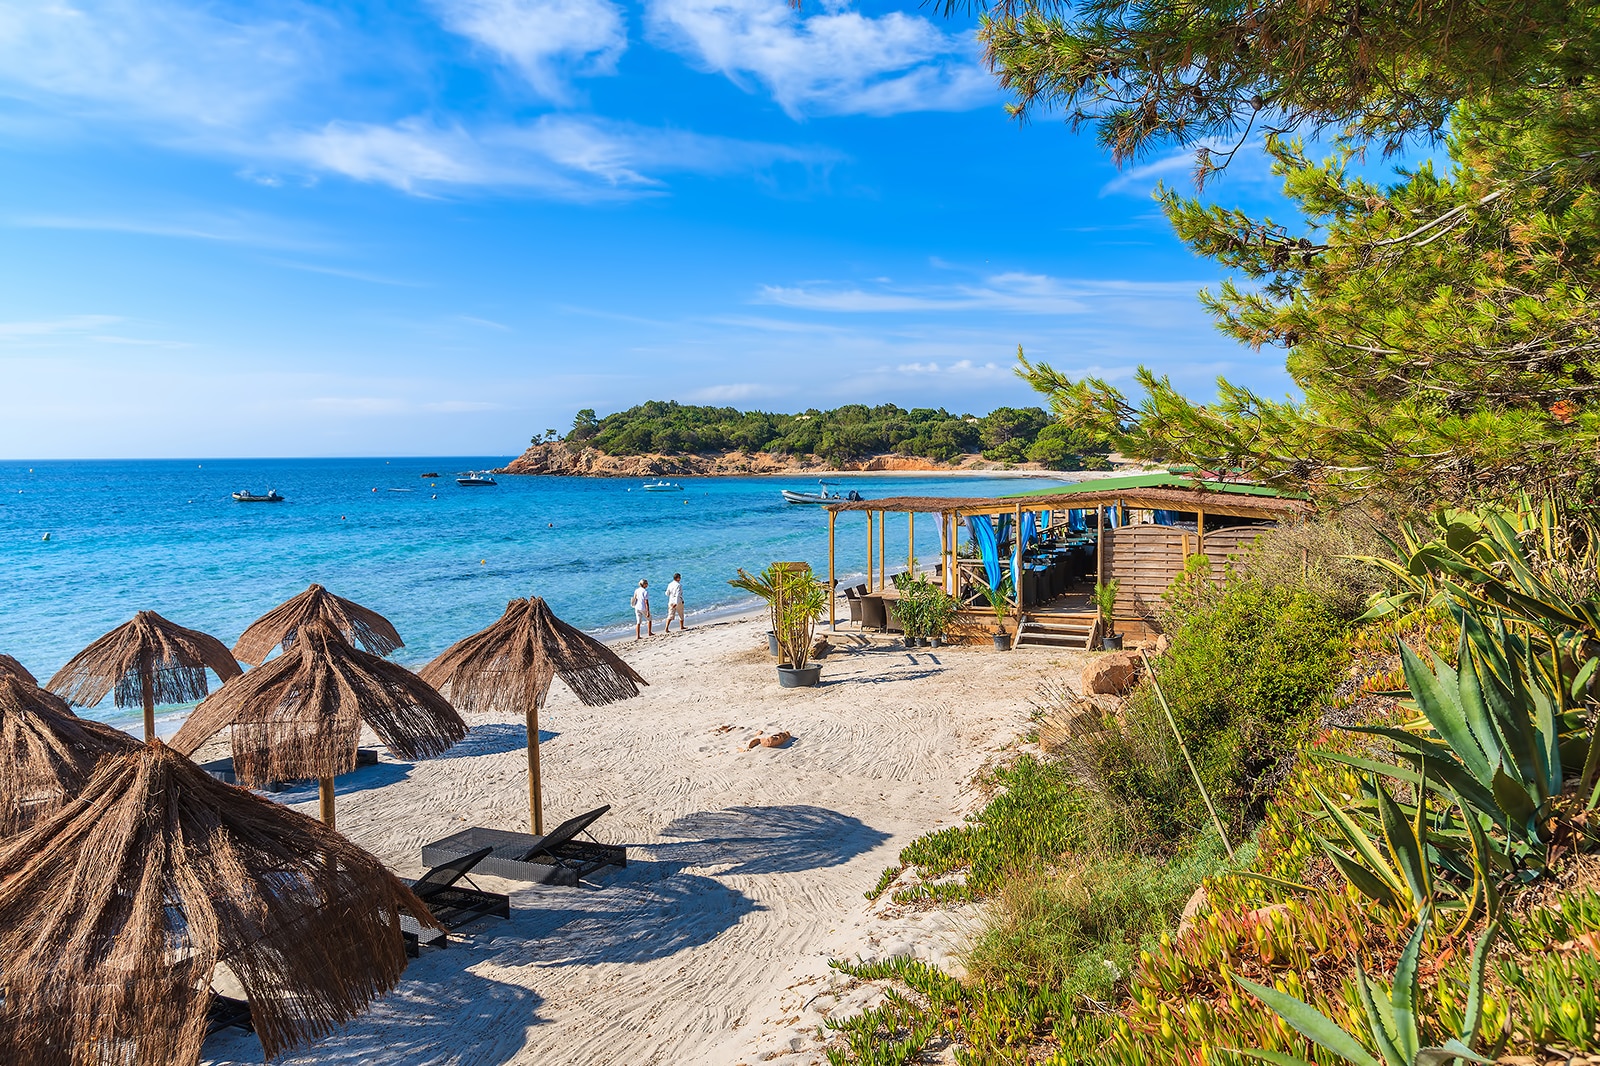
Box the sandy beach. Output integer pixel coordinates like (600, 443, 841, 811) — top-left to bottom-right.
(200, 614, 1090, 1066)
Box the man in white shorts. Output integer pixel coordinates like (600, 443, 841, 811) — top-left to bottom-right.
(632, 578, 652, 638)
(665, 573, 686, 632)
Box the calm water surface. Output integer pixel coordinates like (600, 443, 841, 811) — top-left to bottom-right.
(0, 458, 1068, 730)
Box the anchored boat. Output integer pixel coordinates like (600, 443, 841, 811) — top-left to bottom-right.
(232, 489, 284, 503)
(640, 480, 683, 492)
(456, 472, 498, 486)
(781, 480, 863, 505)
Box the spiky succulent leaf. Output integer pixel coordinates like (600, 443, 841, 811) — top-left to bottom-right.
(1233, 976, 1383, 1066)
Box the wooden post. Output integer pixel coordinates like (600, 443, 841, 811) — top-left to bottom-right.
(1097, 505, 1106, 587)
(527, 704, 544, 835)
(318, 777, 336, 828)
(139, 662, 156, 742)
(878, 511, 887, 589)
(908, 512, 915, 575)
(1012, 502, 1023, 631)
(1196, 509, 1206, 552)
(828, 508, 837, 632)
(866, 511, 874, 592)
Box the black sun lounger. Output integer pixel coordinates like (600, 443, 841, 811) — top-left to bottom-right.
(399, 846, 510, 955)
(419, 806, 626, 886)
(206, 991, 255, 1037)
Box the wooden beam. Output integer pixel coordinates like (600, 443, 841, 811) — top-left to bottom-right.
(828, 508, 837, 632)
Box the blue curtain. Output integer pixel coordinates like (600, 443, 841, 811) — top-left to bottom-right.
(997, 513, 1013, 545)
(1153, 510, 1176, 526)
(968, 515, 1002, 590)
(1020, 510, 1037, 548)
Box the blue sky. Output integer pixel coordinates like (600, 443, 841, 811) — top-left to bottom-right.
(0, 0, 1300, 459)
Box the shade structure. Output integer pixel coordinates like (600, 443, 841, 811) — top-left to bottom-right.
(173, 619, 466, 826)
(232, 583, 404, 667)
(0, 741, 437, 1066)
(0, 653, 38, 686)
(421, 596, 646, 835)
(46, 610, 242, 741)
(0, 673, 139, 837)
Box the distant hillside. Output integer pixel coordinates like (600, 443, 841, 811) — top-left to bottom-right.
(518, 401, 1111, 471)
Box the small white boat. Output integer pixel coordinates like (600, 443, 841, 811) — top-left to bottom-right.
(781, 481, 864, 505)
(641, 480, 683, 492)
(456, 472, 497, 486)
(232, 489, 284, 503)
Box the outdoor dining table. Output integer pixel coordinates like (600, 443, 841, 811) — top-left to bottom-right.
(858, 589, 901, 632)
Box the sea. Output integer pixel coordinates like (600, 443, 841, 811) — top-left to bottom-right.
(0, 457, 1071, 734)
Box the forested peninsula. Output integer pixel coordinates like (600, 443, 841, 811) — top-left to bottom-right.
(500, 400, 1112, 477)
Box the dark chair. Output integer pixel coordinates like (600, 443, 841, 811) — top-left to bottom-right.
(400, 846, 510, 955)
(513, 805, 627, 882)
(206, 992, 254, 1036)
(859, 595, 887, 631)
(844, 584, 864, 626)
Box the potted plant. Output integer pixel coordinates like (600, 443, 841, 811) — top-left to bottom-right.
(924, 584, 957, 648)
(771, 565, 829, 687)
(982, 575, 1013, 650)
(1093, 579, 1122, 650)
(730, 566, 783, 656)
(896, 586, 924, 646)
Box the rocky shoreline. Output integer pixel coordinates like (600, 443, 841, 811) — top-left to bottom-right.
(497, 441, 1063, 477)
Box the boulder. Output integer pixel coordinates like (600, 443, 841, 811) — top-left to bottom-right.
(1175, 884, 1208, 939)
(1080, 651, 1141, 695)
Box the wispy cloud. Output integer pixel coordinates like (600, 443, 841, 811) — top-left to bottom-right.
(689, 382, 777, 401)
(0, 314, 122, 339)
(646, 0, 992, 118)
(9, 212, 331, 251)
(266, 259, 428, 287)
(758, 273, 1205, 315)
(432, 0, 627, 101)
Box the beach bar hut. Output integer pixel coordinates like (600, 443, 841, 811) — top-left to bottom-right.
(822, 473, 1310, 647)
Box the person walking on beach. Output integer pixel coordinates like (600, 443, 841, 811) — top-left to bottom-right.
(632, 579, 653, 638)
(665, 573, 687, 632)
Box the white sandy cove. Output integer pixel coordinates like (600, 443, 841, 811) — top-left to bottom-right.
(202, 615, 1092, 1066)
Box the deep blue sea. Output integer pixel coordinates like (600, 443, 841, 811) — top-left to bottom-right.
(0, 458, 1069, 732)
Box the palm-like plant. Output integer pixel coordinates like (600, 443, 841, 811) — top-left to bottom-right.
(772, 567, 828, 670)
(1230, 912, 1500, 1066)
(981, 575, 1013, 634)
(1093, 579, 1120, 637)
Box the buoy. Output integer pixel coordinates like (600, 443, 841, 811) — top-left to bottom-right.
(432, 494, 438, 499)
(480, 559, 486, 565)
(548, 522, 553, 527)
(371, 487, 377, 492)
(41, 532, 50, 541)
(341, 515, 346, 520)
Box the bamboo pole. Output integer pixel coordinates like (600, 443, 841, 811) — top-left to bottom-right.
(828, 509, 837, 632)
(318, 777, 336, 828)
(139, 658, 156, 742)
(1141, 650, 1234, 859)
(527, 703, 544, 835)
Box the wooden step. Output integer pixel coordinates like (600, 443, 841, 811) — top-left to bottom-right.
(1014, 612, 1098, 649)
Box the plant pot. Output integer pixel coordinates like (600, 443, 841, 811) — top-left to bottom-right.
(777, 664, 821, 688)
(1101, 634, 1123, 651)
(993, 632, 1010, 650)
(767, 630, 780, 656)
(929, 636, 942, 648)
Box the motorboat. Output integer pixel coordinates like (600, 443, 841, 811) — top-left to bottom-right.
(641, 480, 683, 491)
(456, 472, 498, 486)
(232, 489, 284, 503)
(781, 481, 864, 505)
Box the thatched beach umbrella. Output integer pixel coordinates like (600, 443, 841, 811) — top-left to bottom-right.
(233, 583, 404, 667)
(0, 741, 436, 1066)
(421, 596, 646, 835)
(173, 619, 465, 827)
(46, 611, 242, 740)
(0, 653, 38, 685)
(0, 673, 139, 836)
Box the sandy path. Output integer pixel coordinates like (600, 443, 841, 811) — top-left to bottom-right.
(202, 617, 1089, 1066)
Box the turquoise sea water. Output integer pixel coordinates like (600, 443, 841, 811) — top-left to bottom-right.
(0, 458, 1069, 731)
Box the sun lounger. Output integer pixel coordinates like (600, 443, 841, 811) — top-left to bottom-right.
(399, 846, 510, 954)
(206, 991, 254, 1036)
(420, 806, 626, 886)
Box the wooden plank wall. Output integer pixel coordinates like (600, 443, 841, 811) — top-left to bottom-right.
(1103, 523, 1271, 624)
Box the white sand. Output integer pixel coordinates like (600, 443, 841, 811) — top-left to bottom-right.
(202, 616, 1091, 1066)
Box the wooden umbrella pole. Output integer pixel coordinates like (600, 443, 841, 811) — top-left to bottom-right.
(318, 777, 336, 828)
(140, 663, 156, 742)
(527, 704, 544, 836)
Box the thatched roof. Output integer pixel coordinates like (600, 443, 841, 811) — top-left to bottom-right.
(45, 611, 242, 709)
(232, 583, 404, 667)
(0, 654, 38, 686)
(0, 742, 436, 1066)
(0, 674, 139, 837)
(421, 597, 647, 713)
(172, 619, 465, 785)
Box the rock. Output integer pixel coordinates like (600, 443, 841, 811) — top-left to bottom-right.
(760, 731, 792, 748)
(747, 737, 762, 750)
(1175, 884, 1208, 939)
(1153, 633, 1171, 656)
(1080, 651, 1141, 695)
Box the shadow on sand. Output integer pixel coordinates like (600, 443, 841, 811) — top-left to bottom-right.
(441, 721, 557, 759)
(653, 804, 891, 876)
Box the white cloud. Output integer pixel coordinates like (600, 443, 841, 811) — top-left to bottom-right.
(759, 273, 1205, 315)
(432, 0, 627, 101)
(690, 382, 774, 401)
(646, 0, 991, 118)
(0, 314, 122, 339)
(895, 358, 1006, 377)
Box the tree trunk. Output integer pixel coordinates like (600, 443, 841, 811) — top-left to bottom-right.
(319, 777, 336, 828)
(527, 704, 544, 836)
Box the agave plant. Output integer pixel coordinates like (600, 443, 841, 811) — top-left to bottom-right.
(1230, 912, 1501, 1066)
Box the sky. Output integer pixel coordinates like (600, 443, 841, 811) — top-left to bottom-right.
(0, 0, 1303, 459)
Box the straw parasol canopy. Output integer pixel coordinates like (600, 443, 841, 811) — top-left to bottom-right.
(0, 741, 437, 1066)
(0, 673, 139, 837)
(46, 610, 242, 741)
(0, 653, 39, 686)
(173, 619, 466, 826)
(421, 596, 646, 834)
(232, 583, 404, 667)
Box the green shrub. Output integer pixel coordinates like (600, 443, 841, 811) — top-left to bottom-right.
(1077, 580, 1348, 845)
